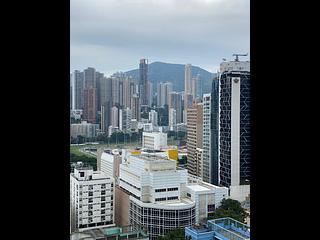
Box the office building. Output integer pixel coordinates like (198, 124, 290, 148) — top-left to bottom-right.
(71, 121, 99, 139)
(187, 101, 203, 177)
(219, 58, 250, 188)
(148, 110, 158, 127)
(202, 93, 211, 183)
(185, 217, 250, 240)
(157, 82, 172, 107)
(142, 132, 167, 150)
(70, 163, 115, 233)
(185, 64, 192, 96)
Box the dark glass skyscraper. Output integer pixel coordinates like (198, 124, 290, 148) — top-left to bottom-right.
(210, 77, 219, 185)
(219, 60, 250, 187)
(139, 59, 148, 106)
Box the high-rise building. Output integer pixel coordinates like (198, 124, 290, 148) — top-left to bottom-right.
(111, 77, 120, 106)
(202, 94, 211, 183)
(111, 106, 119, 128)
(123, 77, 136, 109)
(70, 163, 115, 233)
(131, 93, 141, 121)
(219, 58, 250, 187)
(95, 72, 104, 111)
(185, 64, 192, 95)
(210, 77, 219, 185)
(169, 92, 183, 124)
(183, 93, 194, 123)
(168, 108, 177, 131)
(119, 107, 132, 133)
(148, 110, 158, 127)
(191, 77, 197, 100)
(70, 73, 73, 110)
(84, 67, 96, 89)
(157, 82, 172, 107)
(139, 59, 149, 106)
(184, 64, 193, 123)
(187, 102, 203, 177)
(83, 88, 98, 123)
(74, 70, 85, 110)
(100, 77, 112, 134)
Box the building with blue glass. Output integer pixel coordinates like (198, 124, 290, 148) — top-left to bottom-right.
(219, 59, 250, 188)
(185, 217, 250, 240)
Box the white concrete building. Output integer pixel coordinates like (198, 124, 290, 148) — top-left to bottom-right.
(118, 153, 228, 239)
(99, 149, 122, 182)
(71, 121, 99, 138)
(169, 108, 177, 131)
(119, 107, 132, 133)
(142, 132, 167, 150)
(186, 175, 228, 224)
(70, 164, 115, 233)
(148, 110, 158, 127)
(111, 106, 119, 128)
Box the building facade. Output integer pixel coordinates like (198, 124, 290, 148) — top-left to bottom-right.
(186, 102, 203, 178)
(71, 121, 99, 139)
(142, 132, 167, 150)
(219, 60, 250, 187)
(210, 77, 219, 185)
(202, 94, 211, 183)
(157, 82, 172, 107)
(70, 164, 115, 233)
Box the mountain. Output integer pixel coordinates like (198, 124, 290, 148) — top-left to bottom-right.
(124, 61, 215, 94)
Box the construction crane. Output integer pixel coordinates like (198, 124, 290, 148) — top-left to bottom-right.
(232, 53, 248, 61)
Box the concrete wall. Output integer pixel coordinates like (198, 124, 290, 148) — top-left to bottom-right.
(115, 186, 130, 227)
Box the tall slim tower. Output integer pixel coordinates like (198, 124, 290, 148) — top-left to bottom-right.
(74, 70, 85, 110)
(210, 76, 219, 185)
(184, 64, 192, 123)
(139, 59, 149, 107)
(219, 57, 250, 187)
(202, 94, 212, 183)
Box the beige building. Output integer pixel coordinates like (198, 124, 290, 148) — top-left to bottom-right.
(187, 101, 203, 177)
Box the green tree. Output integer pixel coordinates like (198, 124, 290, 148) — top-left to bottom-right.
(209, 198, 248, 223)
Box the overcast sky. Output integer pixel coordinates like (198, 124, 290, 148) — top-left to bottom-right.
(71, 0, 250, 76)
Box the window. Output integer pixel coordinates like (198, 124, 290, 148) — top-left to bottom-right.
(101, 197, 105, 201)
(101, 209, 105, 214)
(155, 188, 166, 193)
(101, 190, 106, 195)
(155, 197, 166, 202)
(187, 193, 191, 198)
(167, 187, 178, 192)
(101, 203, 105, 208)
(80, 172, 84, 177)
(167, 196, 178, 201)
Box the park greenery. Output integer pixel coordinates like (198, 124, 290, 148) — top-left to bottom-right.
(156, 228, 191, 240)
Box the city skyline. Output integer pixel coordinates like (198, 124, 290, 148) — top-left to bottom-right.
(71, 0, 250, 76)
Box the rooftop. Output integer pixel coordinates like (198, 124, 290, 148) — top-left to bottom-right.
(187, 184, 210, 192)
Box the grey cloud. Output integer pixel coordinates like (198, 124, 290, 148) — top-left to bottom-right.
(71, 0, 250, 75)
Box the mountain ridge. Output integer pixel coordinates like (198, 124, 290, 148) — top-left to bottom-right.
(124, 61, 215, 93)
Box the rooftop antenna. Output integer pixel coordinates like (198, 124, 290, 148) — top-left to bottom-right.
(232, 53, 248, 62)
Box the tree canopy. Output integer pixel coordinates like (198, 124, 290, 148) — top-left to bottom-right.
(210, 198, 248, 223)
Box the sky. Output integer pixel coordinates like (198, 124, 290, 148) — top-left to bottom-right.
(71, 0, 250, 76)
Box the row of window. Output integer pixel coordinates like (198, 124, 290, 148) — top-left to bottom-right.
(155, 187, 178, 193)
(155, 196, 178, 202)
